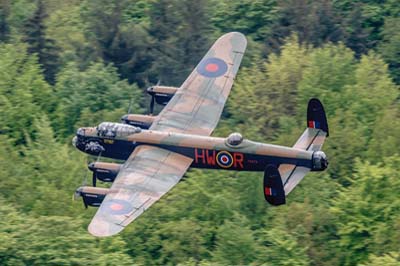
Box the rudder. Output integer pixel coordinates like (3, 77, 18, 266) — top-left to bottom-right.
(307, 98, 329, 136)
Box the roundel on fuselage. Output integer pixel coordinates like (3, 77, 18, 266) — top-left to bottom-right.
(216, 151, 234, 168)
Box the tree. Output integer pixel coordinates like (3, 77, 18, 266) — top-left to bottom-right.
(22, 0, 60, 84)
(0, 0, 10, 41)
(227, 35, 309, 140)
(0, 198, 134, 265)
(378, 17, 400, 83)
(331, 158, 400, 265)
(80, 0, 153, 86)
(0, 43, 52, 145)
(361, 252, 400, 266)
(265, 0, 343, 53)
(148, 0, 212, 86)
(53, 62, 143, 138)
(212, 216, 260, 265)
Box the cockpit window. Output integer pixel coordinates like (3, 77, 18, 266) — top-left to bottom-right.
(97, 122, 141, 138)
(226, 132, 243, 146)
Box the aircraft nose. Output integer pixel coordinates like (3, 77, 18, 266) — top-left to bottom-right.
(72, 136, 78, 147)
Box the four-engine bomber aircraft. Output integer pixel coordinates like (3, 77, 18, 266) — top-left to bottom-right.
(73, 32, 329, 237)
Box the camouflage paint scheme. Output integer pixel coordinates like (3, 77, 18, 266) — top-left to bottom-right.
(73, 32, 329, 237)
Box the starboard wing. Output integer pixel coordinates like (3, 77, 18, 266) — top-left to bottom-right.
(88, 145, 193, 237)
(149, 32, 247, 136)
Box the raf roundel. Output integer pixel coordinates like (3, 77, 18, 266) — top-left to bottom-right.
(103, 199, 133, 215)
(216, 151, 234, 168)
(197, 57, 228, 78)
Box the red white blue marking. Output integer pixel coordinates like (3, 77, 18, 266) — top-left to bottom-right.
(197, 57, 228, 78)
(264, 187, 276, 196)
(265, 187, 272, 196)
(216, 151, 234, 168)
(308, 120, 320, 129)
(103, 199, 133, 215)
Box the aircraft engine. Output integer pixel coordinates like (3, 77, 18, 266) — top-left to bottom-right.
(147, 85, 179, 114)
(88, 162, 121, 186)
(311, 151, 328, 171)
(120, 114, 156, 129)
(74, 186, 109, 208)
(147, 85, 178, 105)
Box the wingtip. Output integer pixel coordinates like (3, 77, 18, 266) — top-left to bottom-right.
(88, 219, 124, 237)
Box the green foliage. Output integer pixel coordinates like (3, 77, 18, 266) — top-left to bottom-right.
(148, 0, 213, 86)
(0, 198, 134, 265)
(361, 252, 400, 266)
(22, 0, 60, 84)
(0, 42, 52, 145)
(331, 158, 400, 265)
(54, 62, 143, 138)
(378, 17, 400, 83)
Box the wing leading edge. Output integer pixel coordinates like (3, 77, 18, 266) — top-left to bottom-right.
(150, 32, 247, 136)
(88, 145, 193, 237)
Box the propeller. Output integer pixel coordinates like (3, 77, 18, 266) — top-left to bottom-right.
(72, 166, 89, 208)
(127, 98, 133, 115)
(148, 79, 161, 115)
(149, 95, 155, 115)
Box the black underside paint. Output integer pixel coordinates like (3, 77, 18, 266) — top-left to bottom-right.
(75, 135, 312, 172)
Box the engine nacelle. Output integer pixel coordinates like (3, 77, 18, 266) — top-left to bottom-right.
(88, 162, 121, 183)
(147, 85, 178, 105)
(311, 151, 328, 171)
(74, 186, 110, 208)
(120, 114, 156, 129)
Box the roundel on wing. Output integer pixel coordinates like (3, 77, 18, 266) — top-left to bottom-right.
(103, 199, 133, 215)
(197, 57, 228, 78)
(216, 151, 234, 168)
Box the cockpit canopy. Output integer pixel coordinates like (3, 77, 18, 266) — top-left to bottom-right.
(226, 132, 243, 146)
(97, 122, 141, 138)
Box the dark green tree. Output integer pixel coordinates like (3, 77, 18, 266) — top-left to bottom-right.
(22, 0, 60, 84)
(0, 0, 10, 42)
(265, 0, 343, 53)
(378, 17, 400, 83)
(148, 0, 212, 86)
(81, 0, 153, 86)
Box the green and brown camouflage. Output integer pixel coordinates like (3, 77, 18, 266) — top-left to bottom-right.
(73, 32, 329, 237)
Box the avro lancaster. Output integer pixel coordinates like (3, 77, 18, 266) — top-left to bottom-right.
(73, 32, 329, 237)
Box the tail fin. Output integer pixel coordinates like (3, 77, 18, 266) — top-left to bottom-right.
(279, 98, 329, 195)
(264, 165, 286, 206)
(307, 98, 329, 137)
(294, 98, 329, 151)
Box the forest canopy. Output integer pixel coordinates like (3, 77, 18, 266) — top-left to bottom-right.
(0, 0, 399, 265)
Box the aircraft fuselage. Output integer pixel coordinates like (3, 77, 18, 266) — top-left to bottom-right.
(73, 127, 315, 172)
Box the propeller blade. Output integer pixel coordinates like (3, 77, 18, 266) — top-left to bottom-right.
(150, 96, 155, 115)
(82, 172, 87, 186)
(92, 172, 97, 187)
(92, 152, 102, 187)
(83, 199, 88, 209)
(127, 98, 133, 114)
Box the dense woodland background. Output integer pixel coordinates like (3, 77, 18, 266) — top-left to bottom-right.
(0, 0, 399, 265)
